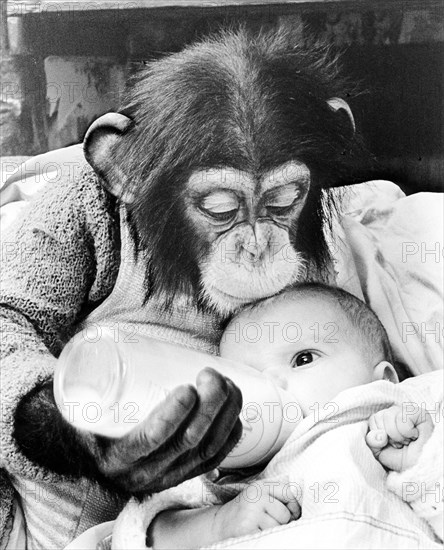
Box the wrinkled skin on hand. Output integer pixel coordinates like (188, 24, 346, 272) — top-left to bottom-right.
(84, 368, 243, 494)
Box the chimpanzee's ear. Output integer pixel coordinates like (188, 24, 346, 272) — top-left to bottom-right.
(84, 113, 135, 203)
(327, 97, 356, 133)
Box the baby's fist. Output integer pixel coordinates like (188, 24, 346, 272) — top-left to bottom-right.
(366, 404, 434, 472)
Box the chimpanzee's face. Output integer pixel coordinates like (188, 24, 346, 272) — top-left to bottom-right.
(183, 161, 310, 312)
(84, 28, 360, 314)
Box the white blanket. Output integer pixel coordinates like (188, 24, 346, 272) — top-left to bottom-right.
(112, 371, 443, 550)
(331, 182, 443, 376)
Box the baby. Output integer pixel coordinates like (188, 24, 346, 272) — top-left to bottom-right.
(136, 284, 441, 548)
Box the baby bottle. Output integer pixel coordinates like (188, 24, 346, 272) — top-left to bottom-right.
(54, 328, 301, 468)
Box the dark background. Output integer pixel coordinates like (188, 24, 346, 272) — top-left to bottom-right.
(1, 1, 443, 194)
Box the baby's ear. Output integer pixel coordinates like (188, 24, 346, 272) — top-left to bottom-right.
(373, 361, 399, 383)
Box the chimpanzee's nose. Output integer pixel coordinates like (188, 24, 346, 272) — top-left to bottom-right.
(241, 223, 268, 262)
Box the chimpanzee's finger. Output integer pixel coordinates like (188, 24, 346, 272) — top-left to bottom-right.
(180, 416, 243, 475)
(181, 368, 242, 451)
(145, 417, 243, 492)
(120, 379, 242, 493)
(148, 369, 240, 463)
(194, 376, 243, 462)
(99, 384, 198, 476)
(145, 369, 238, 464)
(137, 376, 242, 476)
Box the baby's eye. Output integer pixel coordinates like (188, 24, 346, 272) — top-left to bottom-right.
(292, 351, 315, 368)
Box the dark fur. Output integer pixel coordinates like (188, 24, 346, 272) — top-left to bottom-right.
(14, 382, 130, 500)
(110, 26, 369, 309)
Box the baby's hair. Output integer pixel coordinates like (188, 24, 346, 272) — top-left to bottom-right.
(249, 282, 395, 367)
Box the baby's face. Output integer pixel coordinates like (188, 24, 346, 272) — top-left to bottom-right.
(220, 295, 376, 416)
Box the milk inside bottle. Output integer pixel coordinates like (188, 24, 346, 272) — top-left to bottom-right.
(54, 328, 302, 468)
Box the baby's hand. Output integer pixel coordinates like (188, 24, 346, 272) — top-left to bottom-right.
(213, 482, 301, 541)
(366, 405, 434, 472)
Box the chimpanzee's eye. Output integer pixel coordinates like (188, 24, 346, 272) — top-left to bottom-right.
(200, 192, 239, 223)
(201, 208, 238, 222)
(292, 351, 315, 368)
(266, 203, 296, 216)
(265, 185, 300, 216)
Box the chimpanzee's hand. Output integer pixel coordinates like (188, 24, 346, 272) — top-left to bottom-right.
(83, 367, 243, 494)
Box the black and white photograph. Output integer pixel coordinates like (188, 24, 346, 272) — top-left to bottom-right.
(0, 1, 443, 549)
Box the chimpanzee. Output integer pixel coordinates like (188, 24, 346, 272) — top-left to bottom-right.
(1, 26, 366, 548)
